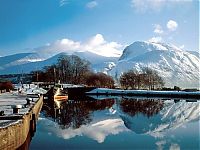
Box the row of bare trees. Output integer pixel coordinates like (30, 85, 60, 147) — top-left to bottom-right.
(31, 55, 115, 88)
(31, 55, 164, 89)
(120, 68, 164, 90)
(84, 72, 114, 88)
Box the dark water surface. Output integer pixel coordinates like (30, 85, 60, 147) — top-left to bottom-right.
(30, 96, 200, 150)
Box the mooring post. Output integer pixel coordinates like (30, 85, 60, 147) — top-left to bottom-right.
(26, 98, 32, 105)
(12, 105, 22, 114)
(0, 111, 4, 116)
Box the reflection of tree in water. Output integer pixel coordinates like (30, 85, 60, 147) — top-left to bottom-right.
(42, 99, 114, 129)
(120, 99, 164, 118)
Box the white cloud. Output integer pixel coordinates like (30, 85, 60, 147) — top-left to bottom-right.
(131, 0, 166, 13)
(167, 20, 178, 31)
(35, 34, 123, 57)
(59, 0, 68, 7)
(86, 34, 105, 46)
(148, 36, 162, 43)
(131, 0, 192, 13)
(153, 24, 164, 34)
(60, 38, 80, 49)
(150, 20, 178, 43)
(86, 1, 98, 8)
(82, 34, 122, 57)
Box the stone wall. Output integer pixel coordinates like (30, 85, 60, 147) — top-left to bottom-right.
(0, 96, 43, 150)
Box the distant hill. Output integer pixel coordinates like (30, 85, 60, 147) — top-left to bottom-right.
(0, 51, 118, 75)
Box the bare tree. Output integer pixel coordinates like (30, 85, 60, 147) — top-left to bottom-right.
(56, 55, 91, 84)
(31, 55, 91, 84)
(120, 70, 138, 89)
(84, 72, 114, 88)
(120, 68, 164, 90)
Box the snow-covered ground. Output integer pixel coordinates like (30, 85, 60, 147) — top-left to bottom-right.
(87, 88, 200, 97)
(62, 84, 85, 88)
(0, 92, 39, 115)
(0, 92, 40, 127)
(0, 83, 46, 108)
(0, 84, 46, 127)
(13, 84, 47, 95)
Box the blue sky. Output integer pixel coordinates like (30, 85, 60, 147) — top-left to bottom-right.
(0, 0, 199, 56)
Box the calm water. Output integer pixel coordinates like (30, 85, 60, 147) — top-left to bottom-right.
(30, 96, 200, 150)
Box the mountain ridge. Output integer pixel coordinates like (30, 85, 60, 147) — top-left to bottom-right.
(0, 41, 199, 88)
(111, 41, 199, 88)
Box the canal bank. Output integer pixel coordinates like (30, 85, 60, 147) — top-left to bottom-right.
(86, 88, 200, 99)
(0, 94, 43, 150)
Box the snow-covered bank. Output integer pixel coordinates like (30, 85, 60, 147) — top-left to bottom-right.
(86, 88, 200, 99)
(0, 93, 38, 117)
(13, 84, 47, 95)
(0, 84, 46, 127)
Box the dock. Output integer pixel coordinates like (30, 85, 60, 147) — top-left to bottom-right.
(0, 92, 43, 150)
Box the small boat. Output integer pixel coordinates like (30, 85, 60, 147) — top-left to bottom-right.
(54, 87, 68, 101)
(54, 95, 68, 100)
(44, 85, 68, 108)
(53, 87, 68, 109)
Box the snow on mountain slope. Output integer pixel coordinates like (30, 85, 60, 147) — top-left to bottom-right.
(0, 52, 45, 70)
(74, 51, 118, 73)
(0, 53, 62, 74)
(187, 51, 199, 58)
(0, 41, 199, 88)
(0, 51, 118, 75)
(111, 41, 200, 88)
(119, 41, 170, 61)
(74, 51, 118, 64)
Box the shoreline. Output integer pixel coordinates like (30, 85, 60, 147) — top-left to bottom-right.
(86, 88, 200, 99)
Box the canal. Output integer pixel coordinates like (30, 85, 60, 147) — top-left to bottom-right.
(29, 96, 200, 150)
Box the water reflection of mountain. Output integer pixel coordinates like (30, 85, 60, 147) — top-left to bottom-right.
(118, 99, 200, 136)
(42, 99, 115, 129)
(40, 97, 200, 144)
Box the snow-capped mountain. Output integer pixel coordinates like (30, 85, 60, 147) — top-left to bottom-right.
(0, 41, 199, 88)
(73, 51, 118, 73)
(0, 52, 45, 67)
(0, 51, 118, 75)
(111, 41, 199, 88)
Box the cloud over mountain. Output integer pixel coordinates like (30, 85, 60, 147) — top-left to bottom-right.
(33, 34, 123, 58)
(167, 20, 178, 31)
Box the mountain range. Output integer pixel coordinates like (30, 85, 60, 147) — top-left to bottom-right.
(0, 41, 199, 88)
